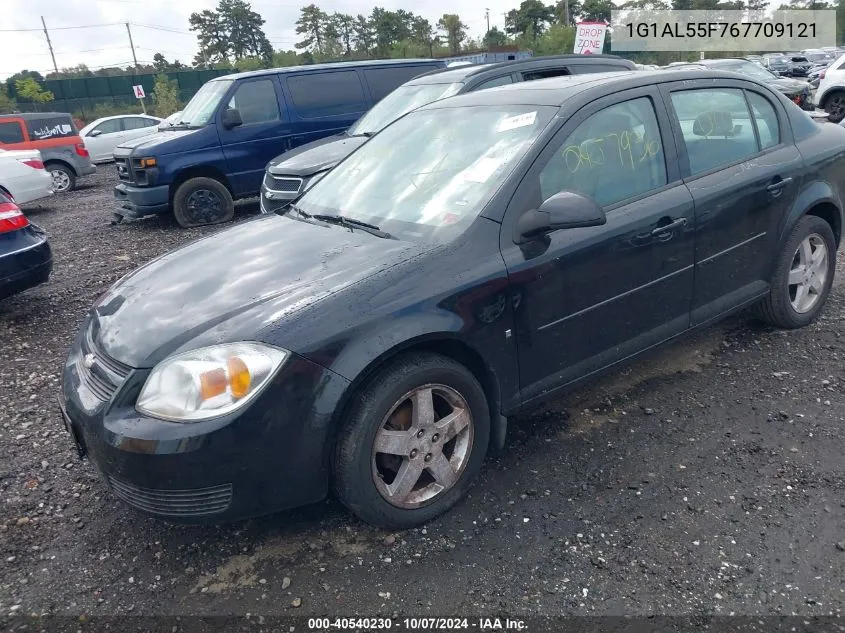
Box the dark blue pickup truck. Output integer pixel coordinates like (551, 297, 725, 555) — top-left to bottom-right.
(112, 58, 444, 227)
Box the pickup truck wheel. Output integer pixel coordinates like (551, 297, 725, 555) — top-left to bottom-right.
(173, 177, 234, 228)
(823, 91, 845, 123)
(46, 163, 76, 193)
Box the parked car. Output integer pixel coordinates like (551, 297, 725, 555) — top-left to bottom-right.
(0, 189, 51, 300)
(761, 53, 791, 76)
(62, 69, 845, 528)
(79, 115, 162, 164)
(814, 53, 845, 122)
(112, 58, 447, 227)
(696, 58, 812, 109)
(0, 112, 96, 193)
(0, 148, 53, 205)
(784, 54, 813, 77)
(261, 54, 638, 214)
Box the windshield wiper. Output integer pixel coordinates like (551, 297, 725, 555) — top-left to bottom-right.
(350, 131, 374, 138)
(311, 213, 395, 239)
(280, 203, 311, 218)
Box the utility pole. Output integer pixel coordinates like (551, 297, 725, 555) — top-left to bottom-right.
(485, 8, 490, 33)
(564, 0, 570, 26)
(125, 23, 139, 69)
(41, 17, 58, 74)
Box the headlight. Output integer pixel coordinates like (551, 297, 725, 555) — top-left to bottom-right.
(136, 342, 288, 422)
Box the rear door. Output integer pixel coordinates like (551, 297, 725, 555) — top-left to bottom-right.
(219, 75, 291, 197)
(84, 118, 124, 162)
(281, 69, 370, 150)
(660, 79, 802, 325)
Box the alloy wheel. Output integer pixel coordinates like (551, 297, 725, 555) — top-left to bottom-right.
(51, 169, 71, 192)
(788, 233, 828, 314)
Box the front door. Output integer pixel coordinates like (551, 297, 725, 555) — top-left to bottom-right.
(219, 76, 291, 197)
(660, 81, 803, 325)
(499, 88, 696, 405)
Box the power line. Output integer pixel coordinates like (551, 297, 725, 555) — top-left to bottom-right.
(0, 22, 124, 32)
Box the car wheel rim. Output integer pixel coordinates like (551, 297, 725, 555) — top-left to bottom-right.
(185, 189, 222, 224)
(372, 383, 474, 509)
(788, 233, 828, 314)
(51, 169, 70, 192)
(829, 96, 845, 116)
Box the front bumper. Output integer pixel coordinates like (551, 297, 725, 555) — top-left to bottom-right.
(60, 318, 350, 522)
(114, 182, 170, 218)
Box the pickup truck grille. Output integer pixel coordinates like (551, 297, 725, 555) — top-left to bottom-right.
(115, 158, 132, 183)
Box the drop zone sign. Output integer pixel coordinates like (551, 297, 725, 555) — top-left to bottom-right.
(574, 22, 608, 54)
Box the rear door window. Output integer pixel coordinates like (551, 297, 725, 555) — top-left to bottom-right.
(27, 116, 76, 141)
(475, 74, 514, 90)
(227, 79, 281, 125)
(364, 66, 437, 101)
(286, 71, 367, 118)
(124, 117, 159, 130)
(94, 119, 123, 134)
(521, 67, 571, 82)
(0, 121, 25, 144)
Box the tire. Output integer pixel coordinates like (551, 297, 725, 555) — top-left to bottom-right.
(46, 163, 76, 193)
(334, 353, 490, 529)
(754, 215, 836, 329)
(823, 90, 845, 123)
(172, 177, 234, 228)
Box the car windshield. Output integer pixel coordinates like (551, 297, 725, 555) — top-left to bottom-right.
(178, 79, 233, 127)
(297, 104, 555, 239)
(707, 60, 778, 80)
(805, 52, 828, 62)
(347, 82, 464, 137)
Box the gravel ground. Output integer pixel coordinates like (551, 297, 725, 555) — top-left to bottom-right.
(1, 168, 844, 619)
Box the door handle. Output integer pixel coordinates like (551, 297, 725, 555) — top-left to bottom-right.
(767, 177, 793, 194)
(651, 217, 688, 236)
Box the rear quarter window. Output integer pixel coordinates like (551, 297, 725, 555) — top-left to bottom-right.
(286, 71, 368, 118)
(364, 66, 439, 101)
(0, 121, 25, 144)
(27, 116, 77, 141)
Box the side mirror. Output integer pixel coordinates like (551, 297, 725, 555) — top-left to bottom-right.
(89, 130, 103, 137)
(515, 191, 607, 243)
(222, 107, 243, 130)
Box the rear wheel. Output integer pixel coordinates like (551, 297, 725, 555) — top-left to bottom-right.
(172, 177, 234, 228)
(334, 353, 490, 529)
(46, 163, 76, 193)
(754, 215, 836, 329)
(823, 91, 845, 123)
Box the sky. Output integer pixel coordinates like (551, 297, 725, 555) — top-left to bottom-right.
(0, 0, 521, 80)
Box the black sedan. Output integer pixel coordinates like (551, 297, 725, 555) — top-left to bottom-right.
(0, 191, 52, 300)
(61, 70, 845, 529)
(697, 58, 813, 110)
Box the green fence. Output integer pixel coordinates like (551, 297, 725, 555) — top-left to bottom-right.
(8, 68, 233, 120)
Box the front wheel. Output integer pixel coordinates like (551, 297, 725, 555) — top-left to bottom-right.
(47, 163, 76, 193)
(754, 215, 836, 329)
(334, 353, 490, 529)
(172, 177, 234, 228)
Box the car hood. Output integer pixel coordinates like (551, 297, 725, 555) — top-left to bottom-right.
(91, 214, 432, 368)
(114, 127, 206, 156)
(267, 134, 368, 177)
(768, 77, 808, 93)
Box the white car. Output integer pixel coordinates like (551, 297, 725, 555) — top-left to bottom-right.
(0, 148, 53, 205)
(79, 115, 162, 164)
(814, 53, 845, 122)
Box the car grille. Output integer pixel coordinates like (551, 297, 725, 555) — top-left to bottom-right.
(107, 477, 233, 517)
(263, 172, 303, 194)
(115, 157, 132, 182)
(76, 322, 131, 402)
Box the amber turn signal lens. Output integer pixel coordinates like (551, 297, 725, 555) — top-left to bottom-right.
(227, 356, 251, 399)
(140, 158, 157, 167)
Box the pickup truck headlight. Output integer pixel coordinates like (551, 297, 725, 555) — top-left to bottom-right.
(136, 342, 288, 422)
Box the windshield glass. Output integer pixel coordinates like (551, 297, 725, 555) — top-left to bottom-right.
(347, 82, 464, 136)
(297, 104, 555, 239)
(708, 60, 777, 80)
(178, 79, 233, 126)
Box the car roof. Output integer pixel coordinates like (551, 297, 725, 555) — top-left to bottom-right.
(215, 58, 442, 81)
(0, 112, 73, 121)
(407, 54, 637, 85)
(418, 69, 770, 109)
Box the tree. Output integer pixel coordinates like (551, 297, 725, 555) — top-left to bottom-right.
(580, 0, 614, 21)
(153, 53, 188, 72)
(437, 14, 467, 54)
(483, 26, 510, 48)
(152, 74, 182, 118)
(506, 0, 556, 41)
(333, 13, 355, 56)
(190, 0, 273, 65)
(554, 0, 583, 24)
(295, 4, 329, 55)
(412, 17, 439, 56)
(353, 14, 376, 55)
(7, 70, 44, 86)
(15, 78, 54, 111)
(0, 83, 16, 114)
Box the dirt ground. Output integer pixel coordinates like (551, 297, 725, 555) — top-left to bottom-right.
(1, 169, 843, 619)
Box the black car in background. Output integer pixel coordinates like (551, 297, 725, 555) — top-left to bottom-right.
(260, 54, 637, 213)
(62, 70, 845, 529)
(762, 53, 791, 76)
(697, 58, 813, 109)
(784, 54, 813, 77)
(0, 190, 51, 300)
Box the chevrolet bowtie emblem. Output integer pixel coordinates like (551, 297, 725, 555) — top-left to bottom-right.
(82, 353, 96, 369)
